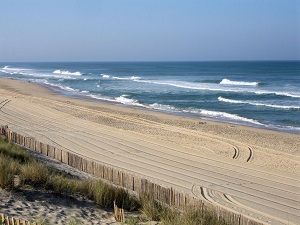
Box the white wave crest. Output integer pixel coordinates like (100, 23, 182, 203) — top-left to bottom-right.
(149, 103, 177, 111)
(115, 95, 143, 106)
(254, 91, 300, 98)
(53, 70, 82, 76)
(220, 79, 259, 86)
(101, 73, 141, 80)
(218, 96, 300, 109)
(218, 97, 243, 104)
(187, 108, 262, 125)
(88, 94, 111, 101)
(112, 75, 141, 80)
(130, 76, 141, 80)
(1, 66, 77, 79)
(43, 81, 79, 92)
(101, 74, 111, 78)
(135, 79, 221, 91)
(2, 66, 31, 71)
(135, 79, 300, 98)
(147, 102, 263, 126)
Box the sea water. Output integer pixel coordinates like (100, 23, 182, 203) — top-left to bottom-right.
(1, 61, 299, 133)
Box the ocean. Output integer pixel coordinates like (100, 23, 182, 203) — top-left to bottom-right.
(1, 61, 300, 133)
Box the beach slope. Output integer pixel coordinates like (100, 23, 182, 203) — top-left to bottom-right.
(0, 78, 299, 224)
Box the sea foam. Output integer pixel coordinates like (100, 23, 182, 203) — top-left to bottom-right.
(148, 102, 262, 126)
(101, 73, 141, 80)
(2, 66, 31, 71)
(115, 95, 143, 106)
(149, 103, 177, 111)
(220, 79, 259, 86)
(101, 74, 111, 78)
(44, 81, 79, 92)
(53, 70, 82, 76)
(187, 108, 262, 125)
(136, 79, 300, 98)
(218, 96, 300, 109)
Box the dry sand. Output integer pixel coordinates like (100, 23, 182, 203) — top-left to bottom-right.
(0, 78, 299, 224)
(0, 148, 148, 225)
(0, 187, 119, 225)
(0, 149, 123, 225)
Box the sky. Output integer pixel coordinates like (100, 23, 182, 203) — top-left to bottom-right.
(0, 0, 299, 62)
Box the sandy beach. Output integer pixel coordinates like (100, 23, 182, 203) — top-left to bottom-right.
(0, 143, 122, 225)
(0, 185, 120, 225)
(0, 78, 299, 224)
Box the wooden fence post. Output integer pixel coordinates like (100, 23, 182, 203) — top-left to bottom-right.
(0, 127, 265, 225)
(6, 216, 10, 225)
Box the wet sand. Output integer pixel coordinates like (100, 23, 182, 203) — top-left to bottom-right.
(0, 78, 299, 224)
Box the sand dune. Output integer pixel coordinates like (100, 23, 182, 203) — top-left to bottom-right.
(0, 78, 299, 225)
(0, 187, 119, 225)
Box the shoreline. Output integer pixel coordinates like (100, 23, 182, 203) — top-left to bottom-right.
(0, 77, 299, 224)
(1, 77, 300, 158)
(36, 78, 300, 135)
(1, 61, 300, 135)
(1, 77, 300, 162)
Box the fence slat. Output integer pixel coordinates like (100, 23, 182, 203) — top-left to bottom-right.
(0, 127, 264, 225)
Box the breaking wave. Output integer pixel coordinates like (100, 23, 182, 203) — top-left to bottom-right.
(135, 79, 300, 98)
(220, 78, 259, 86)
(146, 103, 262, 126)
(148, 103, 177, 111)
(115, 95, 143, 106)
(101, 74, 111, 78)
(2, 66, 31, 71)
(186, 108, 262, 125)
(43, 81, 79, 92)
(218, 96, 300, 110)
(53, 70, 82, 76)
(101, 74, 141, 80)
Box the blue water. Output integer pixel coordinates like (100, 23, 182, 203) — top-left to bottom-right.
(1, 61, 300, 133)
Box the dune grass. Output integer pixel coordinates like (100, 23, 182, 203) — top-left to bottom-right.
(0, 156, 19, 189)
(0, 135, 229, 225)
(0, 136, 139, 210)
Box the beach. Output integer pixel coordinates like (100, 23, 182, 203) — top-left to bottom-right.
(0, 78, 299, 224)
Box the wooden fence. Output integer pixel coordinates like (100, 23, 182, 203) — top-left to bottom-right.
(1, 214, 40, 225)
(0, 126, 263, 225)
(114, 201, 125, 223)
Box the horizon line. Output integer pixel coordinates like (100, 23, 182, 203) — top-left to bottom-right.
(1, 59, 300, 63)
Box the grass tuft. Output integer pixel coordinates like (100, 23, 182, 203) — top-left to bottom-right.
(20, 161, 49, 185)
(139, 191, 162, 221)
(0, 157, 19, 189)
(0, 137, 33, 163)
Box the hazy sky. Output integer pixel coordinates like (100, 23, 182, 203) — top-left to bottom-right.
(1, 0, 299, 62)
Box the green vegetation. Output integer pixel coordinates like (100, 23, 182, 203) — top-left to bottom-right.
(0, 135, 229, 225)
(0, 136, 139, 210)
